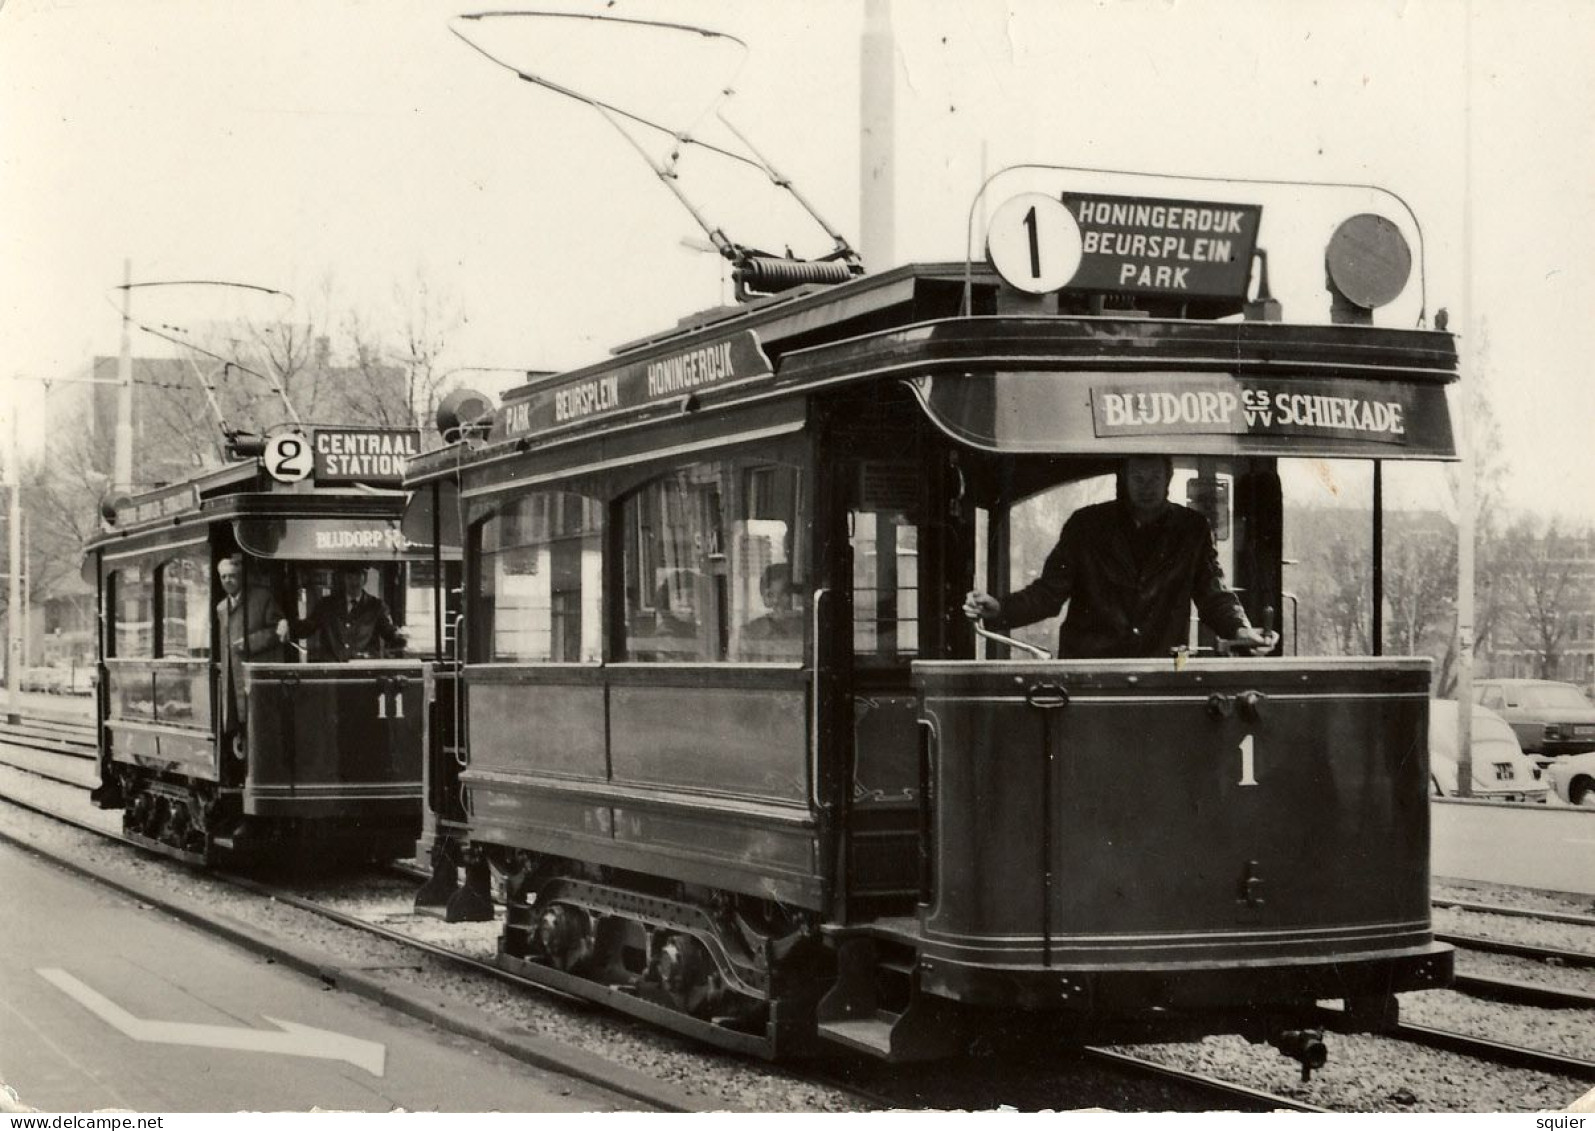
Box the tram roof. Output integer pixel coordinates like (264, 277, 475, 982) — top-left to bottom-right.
(406, 261, 1459, 487)
(84, 457, 409, 555)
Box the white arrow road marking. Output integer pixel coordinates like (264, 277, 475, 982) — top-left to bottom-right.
(37, 968, 386, 1077)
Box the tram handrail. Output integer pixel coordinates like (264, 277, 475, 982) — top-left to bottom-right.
(810, 588, 829, 814)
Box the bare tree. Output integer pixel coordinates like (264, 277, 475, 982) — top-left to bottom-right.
(393, 267, 465, 445)
(1385, 510, 1457, 661)
(1491, 518, 1594, 679)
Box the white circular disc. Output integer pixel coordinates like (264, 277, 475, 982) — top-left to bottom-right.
(986, 193, 1083, 294)
(263, 433, 313, 483)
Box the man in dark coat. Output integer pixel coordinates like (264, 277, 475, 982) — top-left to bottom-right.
(964, 455, 1276, 659)
(215, 555, 286, 753)
(291, 564, 406, 661)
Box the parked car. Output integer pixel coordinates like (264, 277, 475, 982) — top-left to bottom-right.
(1429, 699, 1548, 802)
(1472, 678, 1595, 760)
(1543, 750, 1595, 807)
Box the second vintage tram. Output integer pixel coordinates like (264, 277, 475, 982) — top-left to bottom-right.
(85, 426, 458, 864)
(406, 178, 1457, 1073)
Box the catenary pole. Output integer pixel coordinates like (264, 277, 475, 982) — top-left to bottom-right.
(115, 259, 134, 496)
(6, 390, 20, 723)
(1455, 1, 1477, 796)
(859, 0, 895, 272)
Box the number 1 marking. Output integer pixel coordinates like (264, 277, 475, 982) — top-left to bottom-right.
(1238, 733, 1258, 786)
(1022, 206, 1042, 278)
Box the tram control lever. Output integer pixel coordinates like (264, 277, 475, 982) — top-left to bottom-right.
(1171, 605, 1279, 667)
(973, 621, 1052, 660)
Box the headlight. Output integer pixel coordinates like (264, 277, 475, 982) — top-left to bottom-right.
(1544, 724, 1563, 740)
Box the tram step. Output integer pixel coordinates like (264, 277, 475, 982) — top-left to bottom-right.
(816, 1012, 901, 1057)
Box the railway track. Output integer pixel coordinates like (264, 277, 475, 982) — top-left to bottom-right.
(3, 719, 1592, 1111)
(0, 778, 1339, 1112)
(0, 716, 97, 790)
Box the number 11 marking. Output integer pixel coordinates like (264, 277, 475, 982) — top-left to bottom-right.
(1238, 734, 1258, 786)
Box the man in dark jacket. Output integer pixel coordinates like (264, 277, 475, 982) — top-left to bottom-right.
(216, 555, 287, 754)
(291, 564, 406, 661)
(964, 455, 1276, 659)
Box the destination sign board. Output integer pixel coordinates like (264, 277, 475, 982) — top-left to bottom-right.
(1090, 377, 1412, 445)
(1060, 193, 1262, 298)
(491, 330, 775, 443)
(115, 483, 199, 527)
(235, 517, 418, 560)
(311, 428, 421, 485)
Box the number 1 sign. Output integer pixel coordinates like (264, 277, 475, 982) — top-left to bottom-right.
(986, 192, 1083, 295)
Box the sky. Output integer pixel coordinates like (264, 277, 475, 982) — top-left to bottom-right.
(3, 0, 1593, 522)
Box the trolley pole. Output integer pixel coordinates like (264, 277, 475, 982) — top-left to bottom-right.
(115, 258, 135, 497)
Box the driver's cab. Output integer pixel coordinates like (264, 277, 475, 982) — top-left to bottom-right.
(226, 555, 450, 664)
(819, 381, 1285, 913)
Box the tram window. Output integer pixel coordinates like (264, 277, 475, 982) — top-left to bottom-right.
(733, 464, 803, 662)
(851, 513, 920, 662)
(477, 490, 604, 662)
(623, 458, 804, 663)
(1279, 458, 1374, 655)
(111, 564, 155, 659)
(402, 560, 459, 658)
(1004, 473, 1115, 657)
(157, 552, 210, 659)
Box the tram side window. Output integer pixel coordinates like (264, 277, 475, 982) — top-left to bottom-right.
(851, 461, 923, 664)
(403, 560, 460, 658)
(623, 458, 804, 663)
(157, 552, 211, 659)
(477, 491, 603, 662)
(111, 564, 155, 659)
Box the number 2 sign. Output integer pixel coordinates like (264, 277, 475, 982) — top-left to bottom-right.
(264, 433, 313, 483)
(986, 192, 1083, 295)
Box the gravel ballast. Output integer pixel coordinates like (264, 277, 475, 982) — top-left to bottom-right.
(2, 761, 1592, 1113)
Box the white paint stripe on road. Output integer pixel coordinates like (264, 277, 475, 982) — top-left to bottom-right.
(37, 968, 385, 1077)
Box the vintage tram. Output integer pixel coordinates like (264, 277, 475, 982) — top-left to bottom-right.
(406, 179, 1457, 1072)
(85, 426, 458, 864)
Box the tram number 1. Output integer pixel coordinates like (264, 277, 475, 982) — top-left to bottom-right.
(1237, 734, 1258, 787)
(985, 192, 1083, 295)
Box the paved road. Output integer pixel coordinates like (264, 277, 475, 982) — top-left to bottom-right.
(0, 689, 92, 723)
(1432, 798, 1595, 896)
(0, 841, 650, 1114)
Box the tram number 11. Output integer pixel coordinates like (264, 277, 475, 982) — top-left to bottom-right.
(376, 689, 405, 719)
(1237, 734, 1258, 787)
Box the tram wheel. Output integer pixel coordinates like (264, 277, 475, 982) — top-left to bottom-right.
(653, 931, 724, 1017)
(533, 903, 594, 972)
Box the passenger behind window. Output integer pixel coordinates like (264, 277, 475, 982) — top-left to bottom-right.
(740, 563, 803, 661)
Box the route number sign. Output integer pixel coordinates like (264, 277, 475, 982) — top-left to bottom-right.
(264, 433, 313, 483)
(986, 193, 1083, 295)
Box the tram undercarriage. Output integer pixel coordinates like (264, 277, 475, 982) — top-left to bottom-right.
(418, 843, 1436, 1076)
(96, 764, 420, 866)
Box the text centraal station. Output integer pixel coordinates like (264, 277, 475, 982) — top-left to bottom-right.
(314, 431, 419, 478)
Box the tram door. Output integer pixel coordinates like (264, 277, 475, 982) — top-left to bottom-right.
(822, 387, 967, 916)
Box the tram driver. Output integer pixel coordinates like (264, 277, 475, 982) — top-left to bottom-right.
(285, 563, 406, 661)
(963, 455, 1277, 659)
